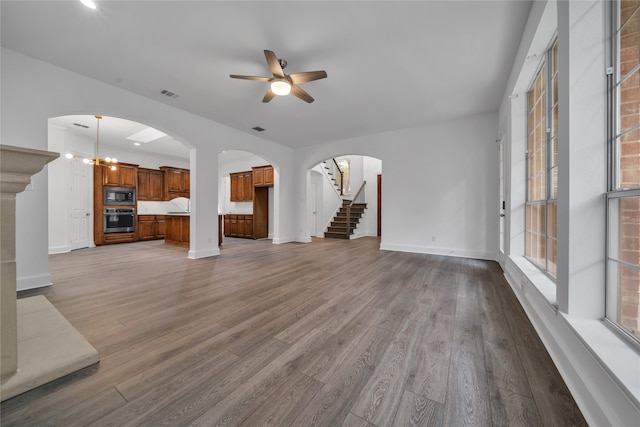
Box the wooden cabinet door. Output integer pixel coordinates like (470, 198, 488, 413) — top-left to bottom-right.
(138, 216, 156, 241)
(156, 216, 165, 238)
(229, 217, 238, 236)
(230, 172, 252, 201)
(182, 172, 190, 196)
(103, 166, 120, 186)
(137, 169, 150, 200)
(149, 170, 164, 201)
(224, 217, 231, 237)
(264, 166, 274, 186)
(244, 216, 253, 238)
(253, 168, 264, 186)
(120, 165, 136, 187)
(242, 172, 253, 201)
(167, 170, 183, 192)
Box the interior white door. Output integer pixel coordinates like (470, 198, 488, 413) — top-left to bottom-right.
(69, 158, 91, 250)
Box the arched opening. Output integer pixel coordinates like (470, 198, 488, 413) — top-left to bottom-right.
(47, 114, 191, 253)
(218, 150, 279, 246)
(308, 155, 382, 240)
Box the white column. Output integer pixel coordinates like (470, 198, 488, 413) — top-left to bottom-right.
(0, 145, 58, 378)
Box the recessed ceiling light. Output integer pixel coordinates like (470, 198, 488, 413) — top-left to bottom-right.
(133, 142, 141, 146)
(80, 0, 97, 10)
(126, 127, 167, 143)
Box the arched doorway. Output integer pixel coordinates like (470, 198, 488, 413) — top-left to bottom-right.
(218, 150, 279, 245)
(308, 155, 382, 240)
(47, 115, 190, 253)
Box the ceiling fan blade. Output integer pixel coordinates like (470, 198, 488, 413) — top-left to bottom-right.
(289, 71, 328, 84)
(262, 88, 276, 103)
(264, 50, 285, 77)
(290, 84, 315, 103)
(229, 74, 270, 82)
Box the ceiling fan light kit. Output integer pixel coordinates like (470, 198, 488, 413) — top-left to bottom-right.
(270, 79, 291, 96)
(230, 49, 327, 103)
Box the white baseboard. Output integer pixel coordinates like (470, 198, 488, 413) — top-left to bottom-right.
(379, 242, 494, 260)
(48, 245, 70, 255)
(188, 247, 220, 259)
(17, 273, 52, 291)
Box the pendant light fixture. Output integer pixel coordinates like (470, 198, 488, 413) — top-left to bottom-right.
(65, 115, 118, 170)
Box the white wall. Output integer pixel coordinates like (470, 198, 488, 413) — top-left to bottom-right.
(295, 113, 499, 259)
(2, 47, 295, 289)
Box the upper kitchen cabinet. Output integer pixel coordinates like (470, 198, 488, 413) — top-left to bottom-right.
(252, 165, 274, 187)
(103, 163, 137, 187)
(137, 168, 164, 201)
(230, 171, 253, 202)
(160, 166, 190, 200)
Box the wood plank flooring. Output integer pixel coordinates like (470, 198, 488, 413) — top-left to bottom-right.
(0, 237, 587, 426)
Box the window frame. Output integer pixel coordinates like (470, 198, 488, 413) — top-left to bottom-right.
(605, 0, 640, 346)
(525, 37, 559, 280)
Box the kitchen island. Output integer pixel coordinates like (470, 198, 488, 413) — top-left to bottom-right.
(164, 213, 189, 247)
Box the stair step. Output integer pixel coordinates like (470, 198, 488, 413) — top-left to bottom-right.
(324, 232, 350, 239)
(327, 225, 355, 233)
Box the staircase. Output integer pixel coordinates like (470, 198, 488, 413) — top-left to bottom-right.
(324, 200, 367, 239)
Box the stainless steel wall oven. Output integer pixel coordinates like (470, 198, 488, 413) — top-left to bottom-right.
(104, 208, 136, 233)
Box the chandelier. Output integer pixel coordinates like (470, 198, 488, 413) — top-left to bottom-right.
(65, 115, 118, 170)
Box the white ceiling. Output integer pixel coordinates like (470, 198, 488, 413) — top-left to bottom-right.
(1, 0, 532, 154)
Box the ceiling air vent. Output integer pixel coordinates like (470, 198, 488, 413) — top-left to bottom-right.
(160, 89, 179, 99)
(252, 126, 266, 132)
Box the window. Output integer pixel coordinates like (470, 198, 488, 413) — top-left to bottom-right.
(526, 40, 559, 278)
(607, 0, 640, 341)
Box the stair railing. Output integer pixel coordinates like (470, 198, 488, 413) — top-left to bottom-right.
(332, 158, 344, 195)
(345, 181, 366, 236)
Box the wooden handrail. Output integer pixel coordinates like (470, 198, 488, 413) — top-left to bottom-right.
(345, 181, 366, 238)
(332, 158, 344, 195)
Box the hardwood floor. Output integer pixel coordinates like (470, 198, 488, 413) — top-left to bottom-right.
(1, 237, 587, 426)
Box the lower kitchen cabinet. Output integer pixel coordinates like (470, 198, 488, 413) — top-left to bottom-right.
(165, 215, 190, 246)
(137, 215, 165, 241)
(223, 214, 253, 239)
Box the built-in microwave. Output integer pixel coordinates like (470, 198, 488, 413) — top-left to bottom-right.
(104, 187, 135, 206)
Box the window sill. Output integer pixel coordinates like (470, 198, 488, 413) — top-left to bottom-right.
(509, 256, 557, 305)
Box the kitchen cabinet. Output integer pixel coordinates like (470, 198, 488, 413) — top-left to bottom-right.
(93, 162, 139, 245)
(103, 163, 137, 187)
(137, 215, 165, 241)
(223, 214, 253, 239)
(160, 166, 190, 200)
(229, 171, 253, 202)
(137, 168, 164, 201)
(252, 165, 274, 187)
(165, 214, 190, 247)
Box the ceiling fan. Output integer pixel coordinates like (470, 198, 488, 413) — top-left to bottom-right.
(230, 50, 327, 103)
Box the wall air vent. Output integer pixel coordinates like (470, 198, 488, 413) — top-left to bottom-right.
(252, 126, 266, 132)
(160, 89, 179, 99)
(73, 123, 90, 128)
